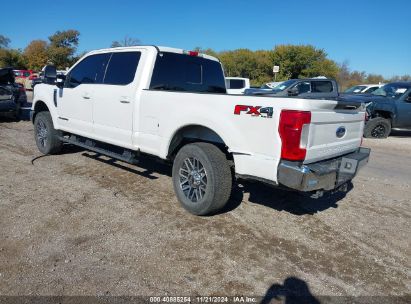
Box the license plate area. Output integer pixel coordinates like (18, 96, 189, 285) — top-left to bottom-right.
(337, 158, 358, 186)
(336, 148, 370, 186)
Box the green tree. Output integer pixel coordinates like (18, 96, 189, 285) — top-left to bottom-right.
(24, 40, 49, 70)
(0, 48, 26, 68)
(270, 45, 339, 80)
(366, 74, 385, 84)
(0, 35, 11, 49)
(47, 30, 80, 69)
(111, 36, 141, 47)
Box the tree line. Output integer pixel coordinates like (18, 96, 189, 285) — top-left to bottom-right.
(1, 31, 409, 90)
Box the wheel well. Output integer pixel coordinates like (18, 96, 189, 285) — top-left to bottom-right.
(373, 110, 392, 121)
(32, 101, 49, 122)
(167, 125, 232, 161)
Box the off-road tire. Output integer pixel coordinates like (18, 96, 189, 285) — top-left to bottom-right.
(172, 142, 232, 215)
(363, 117, 391, 139)
(34, 111, 63, 154)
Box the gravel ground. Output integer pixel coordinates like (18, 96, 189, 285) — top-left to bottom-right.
(0, 110, 410, 300)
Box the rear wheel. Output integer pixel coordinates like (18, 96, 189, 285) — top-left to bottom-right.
(34, 111, 63, 154)
(363, 117, 391, 138)
(172, 142, 232, 215)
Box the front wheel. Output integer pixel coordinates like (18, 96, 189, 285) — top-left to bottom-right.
(363, 117, 391, 139)
(172, 142, 233, 215)
(34, 111, 63, 154)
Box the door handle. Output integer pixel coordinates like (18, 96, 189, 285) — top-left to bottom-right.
(82, 93, 91, 100)
(119, 96, 131, 104)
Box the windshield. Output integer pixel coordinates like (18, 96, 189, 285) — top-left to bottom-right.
(271, 79, 298, 93)
(372, 83, 410, 98)
(344, 85, 367, 93)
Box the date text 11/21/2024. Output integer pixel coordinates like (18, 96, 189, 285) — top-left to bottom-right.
(149, 296, 258, 303)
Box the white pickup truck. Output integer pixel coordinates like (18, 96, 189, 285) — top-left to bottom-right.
(31, 46, 370, 215)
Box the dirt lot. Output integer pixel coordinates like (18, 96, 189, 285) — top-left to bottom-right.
(0, 111, 410, 299)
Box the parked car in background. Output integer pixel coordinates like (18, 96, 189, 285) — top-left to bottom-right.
(344, 84, 384, 95)
(225, 77, 250, 94)
(14, 69, 38, 90)
(244, 82, 283, 94)
(261, 81, 283, 89)
(31, 75, 43, 89)
(245, 78, 339, 99)
(341, 82, 411, 138)
(13, 70, 33, 80)
(0, 68, 27, 119)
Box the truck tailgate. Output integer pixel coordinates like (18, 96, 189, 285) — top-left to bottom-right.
(304, 111, 365, 164)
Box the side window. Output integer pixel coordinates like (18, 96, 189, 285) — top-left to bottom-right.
(364, 87, 378, 94)
(104, 52, 141, 85)
(149, 52, 226, 93)
(228, 79, 246, 89)
(311, 81, 333, 93)
(66, 53, 110, 88)
(294, 81, 311, 94)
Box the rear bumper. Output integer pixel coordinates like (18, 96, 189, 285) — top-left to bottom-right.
(278, 147, 370, 192)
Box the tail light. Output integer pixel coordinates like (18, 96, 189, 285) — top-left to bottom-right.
(279, 110, 311, 161)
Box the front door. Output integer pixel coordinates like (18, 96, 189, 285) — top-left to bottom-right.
(395, 89, 411, 128)
(57, 53, 110, 136)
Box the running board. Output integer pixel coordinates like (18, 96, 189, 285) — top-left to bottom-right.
(59, 135, 139, 165)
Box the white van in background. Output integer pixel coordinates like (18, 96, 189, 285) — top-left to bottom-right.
(225, 77, 250, 94)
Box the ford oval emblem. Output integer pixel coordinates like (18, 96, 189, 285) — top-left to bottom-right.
(336, 126, 346, 138)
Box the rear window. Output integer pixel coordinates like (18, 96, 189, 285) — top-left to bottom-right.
(227, 79, 245, 89)
(149, 52, 226, 93)
(311, 81, 333, 93)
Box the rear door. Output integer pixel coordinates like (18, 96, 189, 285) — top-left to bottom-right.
(92, 51, 143, 148)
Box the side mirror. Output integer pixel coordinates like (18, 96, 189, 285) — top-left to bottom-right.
(288, 86, 299, 96)
(405, 95, 411, 103)
(43, 65, 57, 83)
(56, 74, 66, 89)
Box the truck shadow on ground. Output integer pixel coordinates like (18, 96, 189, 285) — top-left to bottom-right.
(229, 181, 353, 215)
(261, 277, 320, 304)
(81, 151, 351, 216)
(82, 152, 172, 180)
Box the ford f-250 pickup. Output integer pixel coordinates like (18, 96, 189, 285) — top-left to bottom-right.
(31, 46, 370, 215)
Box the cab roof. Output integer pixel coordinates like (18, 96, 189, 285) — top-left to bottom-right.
(86, 45, 220, 62)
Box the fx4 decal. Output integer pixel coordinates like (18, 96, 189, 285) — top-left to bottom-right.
(234, 105, 273, 118)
